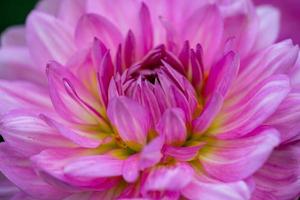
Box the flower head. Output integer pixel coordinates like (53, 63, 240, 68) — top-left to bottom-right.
(0, 0, 300, 199)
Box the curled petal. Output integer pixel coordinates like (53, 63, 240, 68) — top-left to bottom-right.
(107, 97, 150, 150)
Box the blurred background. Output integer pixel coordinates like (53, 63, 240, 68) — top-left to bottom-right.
(0, 0, 38, 33)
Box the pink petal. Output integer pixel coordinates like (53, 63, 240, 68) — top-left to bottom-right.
(1, 26, 26, 47)
(122, 155, 140, 183)
(39, 114, 102, 148)
(0, 144, 68, 199)
(193, 92, 224, 134)
(46, 61, 102, 124)
(64, 155, 124, 180)
(252, 141, 300, 200)
(0, 111, 74, 156)
(0, 80, 51, 114)
(230, 40, 298, 99)
(183, 5, 223, 68)
(200, 127, 280, 182)
(142, 163, 194, 195)
(35, 0, 61, 16)
(139, 136, 164, 170)
(26, 11, 75, 67)
(156, 108, 186, 146)
(253, 6, 280, 50)
(205, 51, 240, 97)
(164, 143, 205, 162)
(222, 5, 258, 59)
(139, 2, 154, 55)
(0, 47, 45, 84)
(265, 92, 300, 142)
(182, 174, 251, 200)
(96, 49, 115, 106)
(75, 13, 122, 50)
(107, 97, 150, 150)
(58, 0, 86, 29)
(215, 75, 290, 139)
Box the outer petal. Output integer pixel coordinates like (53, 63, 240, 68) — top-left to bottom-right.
(0, 173, 19, 200)
(107, 96, 150, 150)
(252, 141, 300, 200)
(215, 75, 290, 139)
(253, 6, 280, 50)
(0, 80, 51, 114)
(230, 40, 298, 99)
(0, 111, 74, 156)
(182, 174, 251, 200)
(26, 11, 75, 67)
(0, 144, 68, 200)
(156, 108, 186, 146)
(0, 47, 45, 84)
(265, 92, 300, 142)
(1, 26, 26, 47)
(75, 13, 122, 50)
(183, 5, 223, 68)
(58, 0, 86, 29)
(199, 127, 280, 182)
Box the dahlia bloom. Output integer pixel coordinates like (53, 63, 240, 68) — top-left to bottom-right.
(0, 0, 300, 199)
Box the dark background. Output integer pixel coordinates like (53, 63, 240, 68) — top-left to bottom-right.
(0, 0, 38, 33)
(0, 0, 38, 142)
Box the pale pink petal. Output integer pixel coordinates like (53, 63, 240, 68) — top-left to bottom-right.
(122, 155, 140, 183)
(0, 111, 74, 156)
(265, 92, 300, 142)
(35, 0, 61, 16)
(183, 4, 223, 68)
(58, 0, 86, 29)
(1, 26, 26, 47)
(230, 40, 298, 98)
(0, 80, 51, 114)
(0, 47, 45, 84)
(26, 11, 75, 67)
(0, 144, 68, 199)
(252, 141, 300, 200)
(200, 127, 280, 182)
(139, 136, 164, 170)
(156, 108, 186, 146)
(205, 51, 240, 97)
(40, 114, 102, 148)
(182, 174, 251, 200)
(107, 96, 150, 149)
(164, 143, 205, 162)
(215, 75, 290, 139)
(253, 6, 280, 50)
(75, 13, 122, 50)
(142, 163, 194, 196)
(64, 155, 124, 181)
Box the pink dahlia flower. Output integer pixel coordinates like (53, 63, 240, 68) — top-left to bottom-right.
(0, 0, 300, 199)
